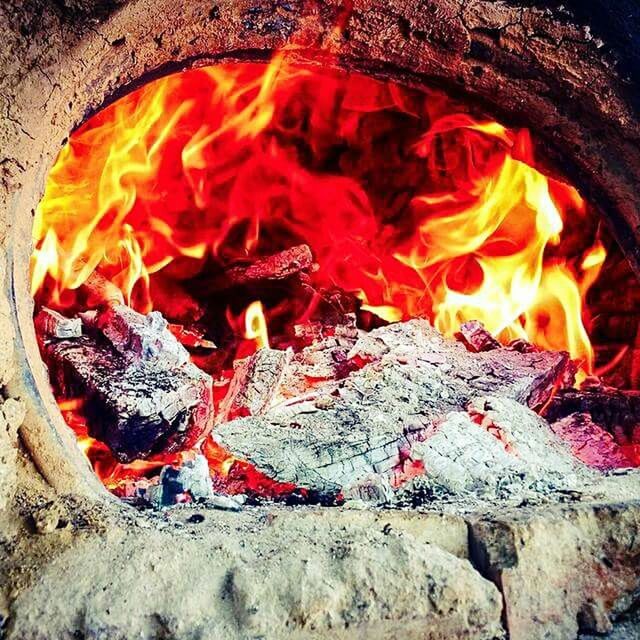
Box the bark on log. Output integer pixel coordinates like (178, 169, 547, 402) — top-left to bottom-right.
(214, 319, 575, 494)
(205, 245, 314, 293)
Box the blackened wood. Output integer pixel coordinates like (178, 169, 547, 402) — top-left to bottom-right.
(544, 387, 640, 442)
(46, 335, 213, 462)
(549, 413, 634, 471)
(205, 245, 314, 293)
(149, 274, 205, 325)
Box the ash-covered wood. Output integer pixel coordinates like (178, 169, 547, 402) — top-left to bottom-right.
(214, 319, 575, 494)
(407, 396, 587, 500)
(94, 305, 190, 367)
(277, 314, 361, 398)
(206, 245, 314, 293)
(549, 413, 634, 471)
(218, 347, 292, 422)
(35, 307, 82, 339)
(457, 320, 500, 352)
(544, 386, 640, 442)
(43, 306, 214, 463)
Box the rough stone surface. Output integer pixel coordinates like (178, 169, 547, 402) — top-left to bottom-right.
(2, 496, 505, 640)
(470, 492, 640, 640)
(0, 398, 25, 512)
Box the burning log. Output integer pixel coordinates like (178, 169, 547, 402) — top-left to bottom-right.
(548, 413, 635, 471)
(457, 320, 501, 352)
(44, 305, 214, 463)
(35, 307, 82, 339)
(544, 386, 640, 442)
(218, 347, 292, 422)
(205, 244, 314, 293)
(214, 319, 575, 495)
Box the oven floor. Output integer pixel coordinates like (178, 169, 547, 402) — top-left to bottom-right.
(1, 463, 639, 640)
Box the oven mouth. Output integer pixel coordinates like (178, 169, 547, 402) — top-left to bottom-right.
(14, 55, 633, 502)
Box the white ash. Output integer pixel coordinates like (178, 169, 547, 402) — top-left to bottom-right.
(146, 454, 215, 507)
(214, 319, 574, 497)
(218, 347, 292, 422)
(95, 304, 189, 367)
(410, 396, 589, 501)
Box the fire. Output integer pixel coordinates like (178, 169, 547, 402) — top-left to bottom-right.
(31, 55, 611, 486)
(244, 301, 270, 350)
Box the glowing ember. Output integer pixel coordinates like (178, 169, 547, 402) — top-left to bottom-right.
(31, 55, 615, 490)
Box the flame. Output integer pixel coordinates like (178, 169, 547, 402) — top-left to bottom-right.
(244, 301, 270, 350)
(31, 56, 616, 486)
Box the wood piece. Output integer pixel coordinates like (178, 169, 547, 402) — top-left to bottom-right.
(95, 305, 190, 367)
(279, 314, 361, 398)
(44, 306, 214, 463)
(46, 335, 213, 462)
(214, 319, 575, 494)
(35, 307, 82, 339)
(457, 320, 500, 352)
(408, 396, 587, 498)
(218, 348, 292, 422)
(549, 413, 635, 471)
(544, 386, 640, 443)
(206, 245, 314, 293)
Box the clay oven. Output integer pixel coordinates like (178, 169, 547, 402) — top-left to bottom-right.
(1, 1, 639, 639)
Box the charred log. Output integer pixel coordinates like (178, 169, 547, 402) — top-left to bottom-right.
(43, 306, 214, 462)
(218, 347, 292, 422)
(544, 386, 640, 442)
(204, 244, 314, 294)
(549, 413, 635, 471)
(214, 319, 575, 494)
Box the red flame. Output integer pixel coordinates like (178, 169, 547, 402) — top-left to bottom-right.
(32, 56, 610, 488)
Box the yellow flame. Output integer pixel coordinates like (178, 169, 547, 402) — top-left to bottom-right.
(244, 301, 270, 350)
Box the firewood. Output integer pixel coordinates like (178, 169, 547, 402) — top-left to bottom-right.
(218, 348, 292, 422)
(544, 386, 640, 442)
(408, 396, 588, 498)
(35, 307, 82, 339)
(94, 304, 190, 367)
(549, 413, 634, 471)
(457, 320, 501, 352)
(205, 244, 314, 293)
(149, 274, 204, 325)
(214, 319, 575, 494)
(43, 306, 214, 463)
